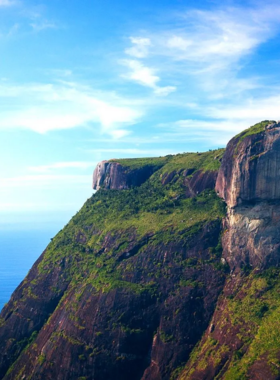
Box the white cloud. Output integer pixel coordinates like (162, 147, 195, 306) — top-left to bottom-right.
(167, 36, 193, 51)
(125, 37, 151, 58)
(121, 59, 176, 96)
(163, 6, 280, 63)
(109, 129, 131, 139)
(154, 86, 176, 96)
(124, 4, 280, 100)
(122, 59, 159, 87)
(0, 81, 143, 136)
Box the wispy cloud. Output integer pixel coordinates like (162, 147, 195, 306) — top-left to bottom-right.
(163, 5, 280, 65)
(122, 3, 280, 100)
(125, 37, 151, 58)
(0, 81, 143, 136)
(30, 20, 57, 31)
(121, 59, 176, 96)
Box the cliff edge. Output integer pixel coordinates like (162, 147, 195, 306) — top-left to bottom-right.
(92, 157, 168, 190)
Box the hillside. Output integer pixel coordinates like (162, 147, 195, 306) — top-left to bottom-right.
(1, 121, 280, 379)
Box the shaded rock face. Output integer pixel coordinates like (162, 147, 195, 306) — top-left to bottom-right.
(216, 122, 280, 271)
(92, 160, 159, 190)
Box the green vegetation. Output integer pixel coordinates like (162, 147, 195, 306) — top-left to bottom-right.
(111, 148, 224, 174)
(109, 155, 169, 169)
(159, 149, 224, 174)
(36, 149, 226, 296)
(235, 120, 275, 143)
(181, 269, 280, 379)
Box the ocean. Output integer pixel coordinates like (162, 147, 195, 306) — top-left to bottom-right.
(0, 229, 57, 312)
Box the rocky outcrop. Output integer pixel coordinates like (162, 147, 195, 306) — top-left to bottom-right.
(216, 121, 280, 208)
(92, 160, 162, 190)
(216, 121, 280, 270)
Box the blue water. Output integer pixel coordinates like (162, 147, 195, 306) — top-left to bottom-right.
(0, 229, 57, 312)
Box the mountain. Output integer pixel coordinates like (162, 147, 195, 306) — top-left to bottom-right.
(1, 120, 280, 379)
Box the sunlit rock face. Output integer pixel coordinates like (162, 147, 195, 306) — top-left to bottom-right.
(216, 121, 280, 270)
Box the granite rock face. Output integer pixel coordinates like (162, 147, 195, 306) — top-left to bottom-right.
(216, 121, 280, 208)
(92, 160, 161, 190)
(216, 121, 280, 270)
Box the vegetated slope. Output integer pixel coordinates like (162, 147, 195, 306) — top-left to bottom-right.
(0, 149, 227, 380)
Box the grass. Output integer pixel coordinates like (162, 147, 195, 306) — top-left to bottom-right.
(109, 155, 170, 170)
(235, 120, 276, 143)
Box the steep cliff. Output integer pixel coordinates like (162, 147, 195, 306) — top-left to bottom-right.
(216, 120, 280, 270)
(2, 121, 280, 380)
(92, 157, 168, 190)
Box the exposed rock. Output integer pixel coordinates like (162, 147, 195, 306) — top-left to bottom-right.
(216, 121, 280, 208)
(161, 170, 177, 185)
(184, 170, 218, 198)
(215, 121, 280, 270)
(222, 202, 280, 270)
(92, 160, 162, 190)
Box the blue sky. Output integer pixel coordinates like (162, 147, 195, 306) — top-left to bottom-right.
(1, 0, 280, 228)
